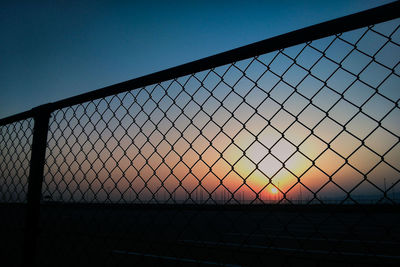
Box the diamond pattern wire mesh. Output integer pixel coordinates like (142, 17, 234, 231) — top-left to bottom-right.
(0, 119, 33, 203)
(0, 118, 33, 267)
(34, 18, 400, 266)
(43, 19, 400, 206)
(0, 13, 396, 266)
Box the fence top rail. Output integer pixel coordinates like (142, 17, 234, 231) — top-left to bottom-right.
(0, 1, 399, 126)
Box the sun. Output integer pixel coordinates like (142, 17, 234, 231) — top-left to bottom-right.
(270, 187, 278, 194)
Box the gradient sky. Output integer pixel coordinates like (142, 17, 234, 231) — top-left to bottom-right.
(0, 0, 394, 119)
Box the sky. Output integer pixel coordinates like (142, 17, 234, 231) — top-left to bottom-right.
(1, 0, 399, 204)
(0, 0, 394, 119)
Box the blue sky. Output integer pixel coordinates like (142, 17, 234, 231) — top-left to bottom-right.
(0, 0, 393, 118)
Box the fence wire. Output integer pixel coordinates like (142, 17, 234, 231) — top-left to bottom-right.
(35, 18, 400, 266)
(1, 11, 400, 267)
(0, 119, 33, 266)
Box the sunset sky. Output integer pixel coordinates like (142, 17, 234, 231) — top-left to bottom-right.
(1, 1, 399, 204)
(40, 17, 400, 204)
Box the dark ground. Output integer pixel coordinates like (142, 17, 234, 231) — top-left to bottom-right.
(1, 203, 400, 266)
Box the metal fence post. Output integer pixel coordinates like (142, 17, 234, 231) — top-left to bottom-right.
(22, 104, 52, 267)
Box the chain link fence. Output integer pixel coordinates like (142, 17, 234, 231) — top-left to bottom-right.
(1, 3, 399, 266)
(0, 119, 33, 266)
